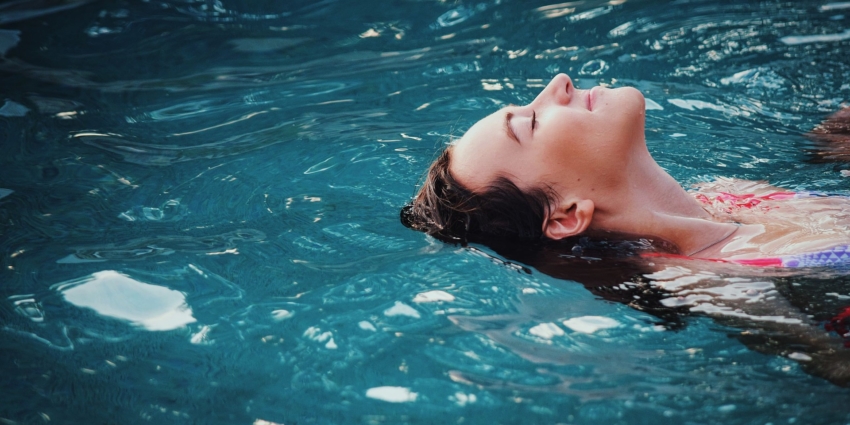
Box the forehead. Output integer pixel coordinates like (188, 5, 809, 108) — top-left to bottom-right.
(449, 109, 514, 191)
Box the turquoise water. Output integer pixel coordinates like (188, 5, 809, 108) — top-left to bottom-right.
(1, 0, 850, 423)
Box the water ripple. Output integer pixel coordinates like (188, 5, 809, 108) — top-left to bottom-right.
(0, 38, 500, 93)
(60, 229, 265, 262)
(71, 119, 301, 165)
(3, 0, 850, 422)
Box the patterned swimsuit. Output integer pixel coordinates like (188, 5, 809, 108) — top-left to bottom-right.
(655, 190, 850, 344)
(662, 191, 850, 268)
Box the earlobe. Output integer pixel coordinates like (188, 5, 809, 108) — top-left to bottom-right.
(543, 199, 594, 240)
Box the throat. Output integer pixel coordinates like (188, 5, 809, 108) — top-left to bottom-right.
(590, 147, 732, 255)
(621, 149, 714, 220)
(593, 160, 732, 255)
(643, 171, 713, 220)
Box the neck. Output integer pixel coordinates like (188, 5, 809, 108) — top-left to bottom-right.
(588, 145, 738, 257)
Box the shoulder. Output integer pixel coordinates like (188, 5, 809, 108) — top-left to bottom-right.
(690, 177, 790, 196)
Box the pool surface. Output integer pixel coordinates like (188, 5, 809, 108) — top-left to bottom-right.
(2, 0, 850, 423)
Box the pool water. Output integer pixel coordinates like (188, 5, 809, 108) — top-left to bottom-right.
(1, 0, 850, 423)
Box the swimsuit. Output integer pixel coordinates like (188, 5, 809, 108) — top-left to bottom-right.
(642, 249, 850, 268)
(693, 190, 835, 212)
(730, 245, 850, 268)
(827, 307, 850, 347)
(640, 191, 850, 268)
(665, 189, 850, 342)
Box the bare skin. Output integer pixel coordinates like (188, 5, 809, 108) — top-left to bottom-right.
(449, 74, 850, 259)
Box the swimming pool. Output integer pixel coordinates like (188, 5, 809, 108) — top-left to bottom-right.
(1, 0, 849, 423)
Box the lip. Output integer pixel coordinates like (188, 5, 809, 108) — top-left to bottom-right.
(587, 87, 595, 111)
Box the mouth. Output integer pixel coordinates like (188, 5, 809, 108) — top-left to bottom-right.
(587, 87, 595, 111)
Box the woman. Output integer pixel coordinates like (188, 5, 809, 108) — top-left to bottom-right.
(401, 73, 850, 386)
(402, 73, 850, 267)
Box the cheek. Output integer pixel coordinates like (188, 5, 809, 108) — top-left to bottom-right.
(542, 119, 597, 157)
(614, 88, 646, 125)
(524, 138, 583, 182)
(468, 146, 541, 189)
(508, 154, 551, 185)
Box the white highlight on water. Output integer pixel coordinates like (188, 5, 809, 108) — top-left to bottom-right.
(821, 2, 850, 11)
(303, 326, 336, 348)
(688, 304, 803, 324)
(57, 270, 196, 331)
(667, 99, 743, 116)
(254, 419, 284, 425)
(358, 321, 377, 331)
(271, 309, 294, 321)
(413, 290, 455, 303)
(644, 98, 664, 110)
(190, 325, 213, 345)
(365, 386, 418, 403)
(452, 392, 477, 407)
(780, 29, 850, 45)
(562, 316, 620, 334)
(384, 301, 421, 318)
(788, 352, 812, 361)
(528, 322, 565, 339)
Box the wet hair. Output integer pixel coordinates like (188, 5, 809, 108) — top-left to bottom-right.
(400, 147, 557, 244)
(399, 146, 688, 330)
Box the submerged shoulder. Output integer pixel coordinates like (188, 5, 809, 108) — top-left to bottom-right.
(690, 177, 790, 196)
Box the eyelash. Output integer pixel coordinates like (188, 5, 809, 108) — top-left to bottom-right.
(531, 111, 537, 131)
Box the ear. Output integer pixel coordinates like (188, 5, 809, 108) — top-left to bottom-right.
(543, 199, 594, 240)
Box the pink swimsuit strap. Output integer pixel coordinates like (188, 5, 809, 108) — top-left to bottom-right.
(694, 191, 799, 210)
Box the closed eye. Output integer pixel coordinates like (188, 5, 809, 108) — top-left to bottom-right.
(504, 111, 520, 145)
(531, 111, 537, 132)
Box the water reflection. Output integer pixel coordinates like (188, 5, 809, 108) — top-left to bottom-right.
(462, 241, 850, 386)
(54, 270, 195, 331)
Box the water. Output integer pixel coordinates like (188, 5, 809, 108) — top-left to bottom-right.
(1, 0, 850, 423)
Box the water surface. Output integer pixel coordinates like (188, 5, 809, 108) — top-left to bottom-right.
(1, 0, 850, 424)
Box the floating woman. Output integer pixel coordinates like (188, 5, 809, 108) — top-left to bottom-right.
(402, 73, 850, 267)
(401, 73, 850, 385)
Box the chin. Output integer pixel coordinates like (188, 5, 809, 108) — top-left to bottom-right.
(600, 86, 644, 110)
(618, 86, 645, 107)
(608, 87, 646, 124)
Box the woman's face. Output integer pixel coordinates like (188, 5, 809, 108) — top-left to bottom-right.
(449, 73, 647, 202)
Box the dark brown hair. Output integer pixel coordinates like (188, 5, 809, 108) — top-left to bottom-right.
(400, 147, 557, 244)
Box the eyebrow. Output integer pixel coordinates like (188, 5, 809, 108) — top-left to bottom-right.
(504, 111, 520, 145)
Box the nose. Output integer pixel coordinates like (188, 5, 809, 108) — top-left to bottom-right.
(533, 73, 572, 106)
